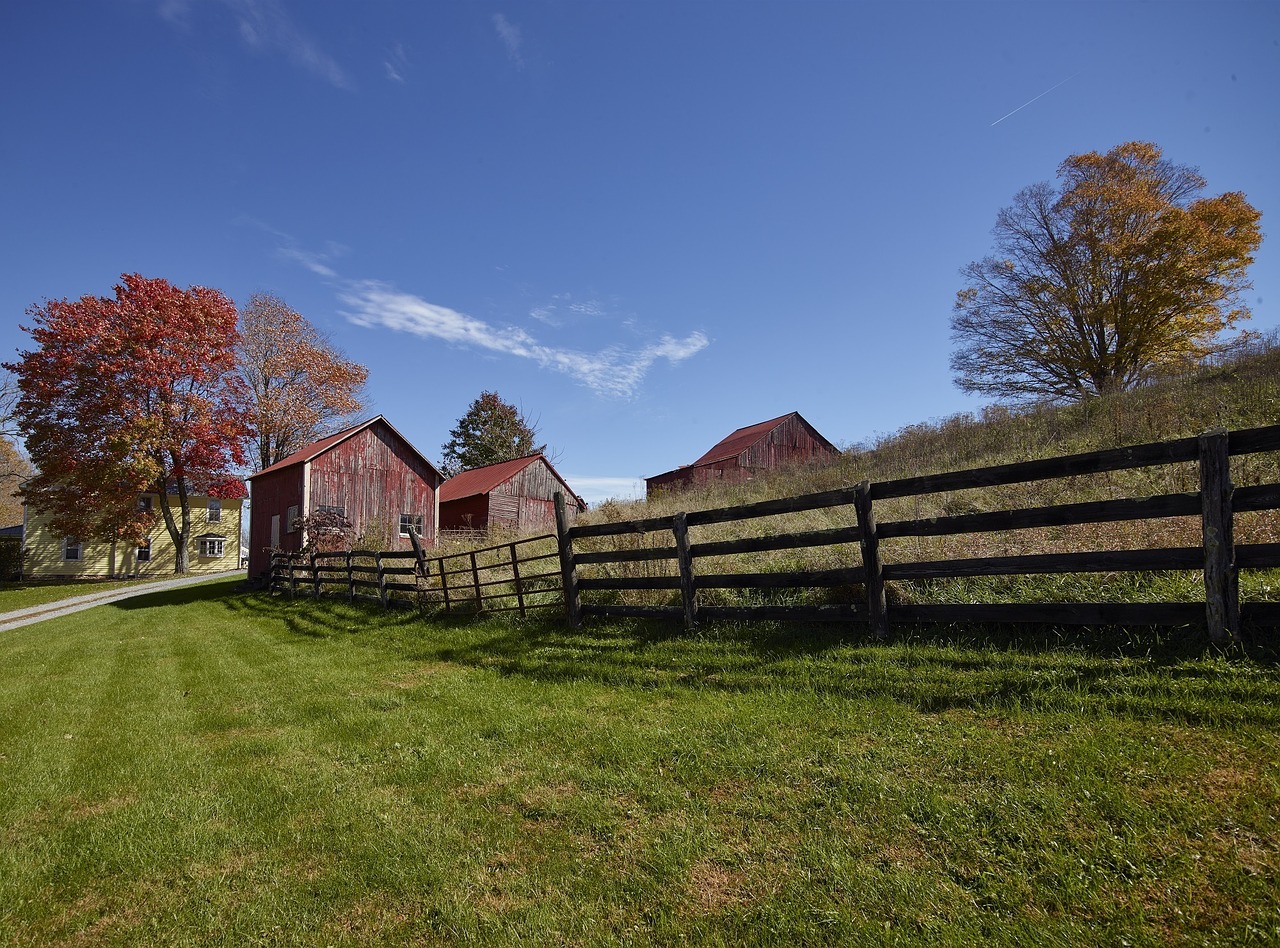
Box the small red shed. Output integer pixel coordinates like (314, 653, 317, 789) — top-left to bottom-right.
(246, 415, 443, 577)
(439, 454, 586, 533)
(645, 411, 839, 497)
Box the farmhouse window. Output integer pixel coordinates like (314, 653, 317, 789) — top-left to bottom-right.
(199, 536, 225, 558)
(286, 505, 299, 533)
(138, 496, 153, 512)
(137, 540, 151, 562)
(207, 500, 221, 523)
(399, 513, 423, 537)
(63, 537, 81, 561)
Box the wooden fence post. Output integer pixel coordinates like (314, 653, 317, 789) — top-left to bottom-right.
(469, 551, 482, 612)
(554, 492, 582, 627)
(1199, 430, 1239, 645)
(311, 551, 320, 598)
(439, 555, 452, 613)
(376, 552, 389, 609)
(407, 528, 431, 612)
(346, 551, 355, 603)
(854, 481, 888, 640)
(509, 542, 526, 618)
(673, 512, 698, 630)
(287, 555, 297, 600)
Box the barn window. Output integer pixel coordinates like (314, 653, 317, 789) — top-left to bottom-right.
(286, 505, 299, 533)
(199, 536, 225, 558)
(316, 504, 346, 519)
(399, 513, 423, 537)
(137, 540, 151, 562)
(63, 537, 81, 561)
(207, 500, 222, 523)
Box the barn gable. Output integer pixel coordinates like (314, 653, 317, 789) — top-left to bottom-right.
(246, 416, 443, 576)
(439, 454, 585, 533)
(645, 412, 838, 496)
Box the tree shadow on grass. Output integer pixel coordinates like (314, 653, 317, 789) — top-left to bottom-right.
(222, 590, 1280, 727)
(106, 578, 249, 611)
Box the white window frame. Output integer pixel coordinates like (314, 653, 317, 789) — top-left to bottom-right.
(137, 539, 151, 562)
(63, 537, 81, 561)
(138, 496, 153, 513)
(207, 499, 222, 523)
(399, 513, 424, 537)
(286, 505, 299, 533)
(199, 537, 225, 558)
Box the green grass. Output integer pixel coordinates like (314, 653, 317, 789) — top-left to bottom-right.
(2, 579, 1278, 945)
(0, 578, 159, 613)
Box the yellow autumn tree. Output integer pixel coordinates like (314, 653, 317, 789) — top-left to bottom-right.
(951, 142, 1262, 401)
(237, 293, 370, 470)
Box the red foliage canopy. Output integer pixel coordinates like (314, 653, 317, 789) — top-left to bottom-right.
(6, 274, 252, 553)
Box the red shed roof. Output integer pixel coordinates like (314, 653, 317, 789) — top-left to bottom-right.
(248, 415, 442, 481)
(440, 454, 584, 508)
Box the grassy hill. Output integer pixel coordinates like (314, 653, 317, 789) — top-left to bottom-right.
(572, 336, 1280, 618)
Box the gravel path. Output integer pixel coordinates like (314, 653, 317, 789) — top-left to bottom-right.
(0, 571, 246, 632)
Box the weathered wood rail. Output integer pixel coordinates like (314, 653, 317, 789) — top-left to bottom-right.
(267, 424, 1280, 643)
(554, 425, 1280, 644)
(270, 531, 561, 618)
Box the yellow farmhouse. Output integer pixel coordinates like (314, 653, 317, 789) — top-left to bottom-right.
(23, 493, 245, 579)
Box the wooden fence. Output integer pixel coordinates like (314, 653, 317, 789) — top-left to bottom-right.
(270, 530, 562, 618)
(554, 425, 1280, 645)
(268, 424, 1280, 643)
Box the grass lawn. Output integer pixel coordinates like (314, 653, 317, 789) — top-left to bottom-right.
(1, 580, 1277, 946)
(0, 578, 162, 614)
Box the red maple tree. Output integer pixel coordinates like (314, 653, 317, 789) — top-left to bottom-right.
(6, 274, 253, 572)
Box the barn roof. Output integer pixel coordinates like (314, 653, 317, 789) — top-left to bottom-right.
(440, 454, 584, 508)
(249, 415, 442, 481)
(690, 411, 834, 466)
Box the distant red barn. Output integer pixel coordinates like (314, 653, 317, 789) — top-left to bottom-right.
(645, 411, 839, 497)
(439, 454, 586, 533)
(246, 416, 443, 577)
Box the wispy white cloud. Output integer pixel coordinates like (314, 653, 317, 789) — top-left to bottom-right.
(492, 12, 524, 68)
(563, 475, 646, 506)
(154, 0, 350, 89)
(384, 43, 409, 83)
(340, 281, 708, 398)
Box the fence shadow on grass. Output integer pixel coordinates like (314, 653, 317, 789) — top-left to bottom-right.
(228, 590, 1280, 728)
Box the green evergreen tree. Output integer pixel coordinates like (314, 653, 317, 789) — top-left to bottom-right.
(439, 391, 545, 478)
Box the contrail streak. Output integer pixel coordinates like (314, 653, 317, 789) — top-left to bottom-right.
(990, 72, 1079, 126)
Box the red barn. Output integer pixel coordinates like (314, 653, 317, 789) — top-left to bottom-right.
(439, 454, 585, 533)
(645, 411, 839, 497)
(246, 416, 443, 577)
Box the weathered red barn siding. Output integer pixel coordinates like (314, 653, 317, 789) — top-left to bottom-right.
(309, 425, 439, 550)
(247, 467, 305, 576)
(439, 455, 583, 533)
(439, 495, 488, 531)
(247, 416, 442, 578)
(645, 412, 838, 497)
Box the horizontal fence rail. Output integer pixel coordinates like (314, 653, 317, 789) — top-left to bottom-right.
(556, 424, 1280, 644)
(269, 531, 561, 618)
(266, 425, 1280, 644)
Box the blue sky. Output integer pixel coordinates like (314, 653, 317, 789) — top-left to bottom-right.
(2, 1, 1277, 505)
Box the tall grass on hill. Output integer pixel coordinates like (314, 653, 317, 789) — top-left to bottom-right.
(576, 337, 1280, 617)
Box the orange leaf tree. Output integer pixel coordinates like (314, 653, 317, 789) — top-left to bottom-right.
(6, 274, 252, 573)
(236, 293, 369, 471)
(951, 142, 1262, 401)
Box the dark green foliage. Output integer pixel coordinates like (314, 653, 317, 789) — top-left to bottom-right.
(439, 391, 545, 478)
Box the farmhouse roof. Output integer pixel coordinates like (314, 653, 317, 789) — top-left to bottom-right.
(248, 415, 442, 481)
(440, 454, 584, 508)
(690, 411, 836, 466)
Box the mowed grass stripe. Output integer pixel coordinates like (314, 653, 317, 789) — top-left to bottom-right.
(1, 582, 1278, 945)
